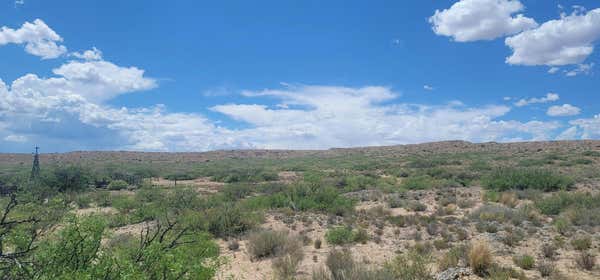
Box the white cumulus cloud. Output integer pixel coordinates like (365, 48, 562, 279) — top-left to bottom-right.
(429, 0, 537, 42)
(547, 104, 581, 116)
(0, 19, 67, 59)
(568, 115, 600, 139)
(505, 8, 600, 66)
(71, 47, 103, 61)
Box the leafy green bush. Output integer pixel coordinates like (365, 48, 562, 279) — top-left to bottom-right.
(324, 226, 369, 246)
(44, 165, 93, 192)
(325, 226, 355, 245)
(483, 168, 573, 192)
(206, 203, 260, 237)
(34, 216, 111, 278)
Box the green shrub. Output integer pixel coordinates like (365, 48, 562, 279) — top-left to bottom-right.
(571, 236, 592, 251)
(206, 203, 260, 237)
(44, 165, 93, 192)
(108, 179, 129, 190)
(325, 226, 355, 245)
(384, 250, 432, 280)
(483, 168, 573, 192)
(401, 176, 434, 190)
(353, 228, 369, 244)
(535, 192, 600, 215)
(512, 255, 535, 270)
(222, 183, 253, 200)
(582, 151, 600, 157)
(72, 192, 92, 208)
(34, 216, 109, 278)
(111, 195, 140, 212)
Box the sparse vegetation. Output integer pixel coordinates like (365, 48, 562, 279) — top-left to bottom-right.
(1, 141, 599, 279)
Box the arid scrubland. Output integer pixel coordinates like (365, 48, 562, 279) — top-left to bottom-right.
(1, 140, 600, 279)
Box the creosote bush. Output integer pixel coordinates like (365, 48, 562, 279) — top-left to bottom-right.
(483, 168, 573, 192)
(325, 226, 369, 245)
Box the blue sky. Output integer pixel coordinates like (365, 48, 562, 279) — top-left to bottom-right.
(1, 0, 599, 152)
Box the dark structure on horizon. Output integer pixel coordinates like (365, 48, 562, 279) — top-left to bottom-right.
(30, 146, 40, 181)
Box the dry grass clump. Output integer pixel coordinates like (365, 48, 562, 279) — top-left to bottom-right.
(499, 192, 519, 208)
(468, 242, 493, 276)
(575, 251, 596, 271)
(537, 261, 555, 277)
(541, 243, 557, 259)
(437, 245, 467, 271)
(227, 239, 240, 251)
(247, 230, 302, 260)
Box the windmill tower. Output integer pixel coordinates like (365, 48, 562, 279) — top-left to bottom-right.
(30, 146, 40, 181)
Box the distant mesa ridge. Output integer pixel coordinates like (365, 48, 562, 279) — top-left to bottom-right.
(0, 140, 598, 165)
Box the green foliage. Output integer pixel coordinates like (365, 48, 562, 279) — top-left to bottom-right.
(571, 236, 592, 251)
(582, 150, 600, 157)
(206, 203, 260, 237)
(44, 165, 93, 192)
(325, 226, 368, 245)
(34, 216, 109, 278)
(401, 175, 434, 190)
(535, 192, 600, 215)
(483, 168, 573, 192)
(384, 250, 432, 280)
(32, 215, 220, 280)
(107, 179, 129, 190)
(208, 167, 278, 183)
(325, 226, 355, 245)
(336, 174, 377, 192)
(512, 255, 535, 270)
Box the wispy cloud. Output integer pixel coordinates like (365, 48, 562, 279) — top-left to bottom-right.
(514, 93, 559, 107)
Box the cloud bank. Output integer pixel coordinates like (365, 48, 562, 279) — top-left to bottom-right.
(0, 18, 595, 151)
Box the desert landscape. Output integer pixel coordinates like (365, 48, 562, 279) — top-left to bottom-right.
(1, 140, 600, 279)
